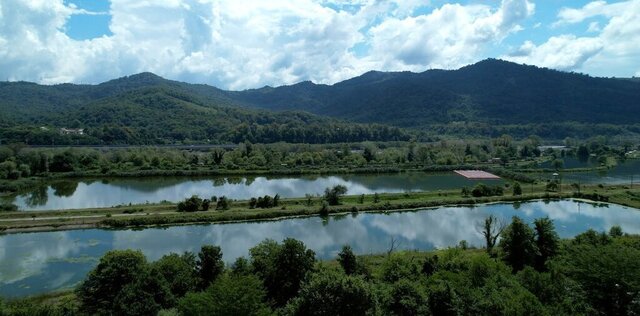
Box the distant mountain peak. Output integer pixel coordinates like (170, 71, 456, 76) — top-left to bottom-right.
(100, 72, 167, 87)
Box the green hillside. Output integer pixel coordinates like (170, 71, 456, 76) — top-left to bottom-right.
(232, 59, 640, 138)
(0, 76, 409, 145)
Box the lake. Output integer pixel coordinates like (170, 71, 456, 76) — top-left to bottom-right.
(539, 159, 640, 185)
(1, 199, 638, 298)
(4, 172, 499, 211)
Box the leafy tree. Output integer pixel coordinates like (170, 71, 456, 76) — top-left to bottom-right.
(373, 193, 380, 203)
(250, 238, 316, 307)
(76, 250, 147, 314)
(461, 186, 470, 197)
(49, 151, 76, 172)
(428, 281, 458, 316)
(249, 197, 258, 209)
(177, 274, 271, 316)
(562, 239, 640, 315)
(319, 201, 329, 216)
(197, 245, 224, 290)
(533, 217, 559, 271)
(471, 183, 504, 197)
(422, 255, 439, 277)
(152, 252, 198, 297)
(337, 245, 358, 275)
(512, 182, 522, 196)
(381, 254, 420, 283)
(572, 229, 611, 246)
(576, 145, 590, 162)
(201, 199, 211, 211)
(177, 195, 203, 212)
(286, 271, 376, 316)
(609, 225, 623, 238)
(386, 279, 427, 316)
(113, 267, 175, 315)
(500, 216, 536, 272)
(216, 196, 231, 210)
(324, 185, 348, 205)
(231, 257, 252, 276)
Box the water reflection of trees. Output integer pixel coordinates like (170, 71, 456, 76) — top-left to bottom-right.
(51, 181, 79, 197)
(25, 186, 48, 207)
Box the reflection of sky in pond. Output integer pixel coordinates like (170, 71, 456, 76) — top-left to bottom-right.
(8, 172, 497, 211)
(557, 159, 640, 185)
(1, 200, 639, 298)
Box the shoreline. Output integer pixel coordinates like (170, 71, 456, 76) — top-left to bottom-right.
(2, 184, 636, 234)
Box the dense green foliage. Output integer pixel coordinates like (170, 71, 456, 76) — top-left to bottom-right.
(0, 135, 629, 187)
(2, 222, 640, 316)
(3, 60, 640, 144)
(0, 73, 409, 145)
(249, 194, 281, 209)
(471, 183, 504, 197)
(324, 184, 348, 205)
(233, 59, 640, 138)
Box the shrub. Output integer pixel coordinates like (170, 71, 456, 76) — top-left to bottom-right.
(177, 195, 203, 212)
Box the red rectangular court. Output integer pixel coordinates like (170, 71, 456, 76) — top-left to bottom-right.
(454, 170, 501, 180)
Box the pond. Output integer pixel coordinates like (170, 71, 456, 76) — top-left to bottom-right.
(539, 159, 640, 185)
(1, 199, 638, 298)
(3, 172, 500, 211)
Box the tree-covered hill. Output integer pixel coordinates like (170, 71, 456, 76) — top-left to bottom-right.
(0, 79, 409, 145)
(2, 59, 640, 144)
(233, 59, 640, 128)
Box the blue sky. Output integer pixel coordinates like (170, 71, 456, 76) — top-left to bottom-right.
(0, 0, 638, 89)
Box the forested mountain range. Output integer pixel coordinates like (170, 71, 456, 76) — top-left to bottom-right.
(0, 74, 408, 145)
(1, 59, 639, 144)
(233, 59, 640, 128)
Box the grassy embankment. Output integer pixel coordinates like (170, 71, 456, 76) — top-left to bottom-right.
(1, 182, 638, 234)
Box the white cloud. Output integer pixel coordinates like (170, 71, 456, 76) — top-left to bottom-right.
(556, 0, 629, 24)
(365, 0, 534, 70)
(11, 0, 624, 90)
(504, 0, 640, 76)
(587, 21, 601, 33)
(506, 35, 604, 70)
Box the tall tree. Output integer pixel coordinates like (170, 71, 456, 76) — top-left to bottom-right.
(477, 215, 505, 256)
(197, 245, 224, 289)
(324, 185, 348, 205)
(337, 245, 358, 275)
(76, 250, 147, 315)
(533, 217, 559, 271)
(250, 238, 316, 307)
(500, 216, 536, 272)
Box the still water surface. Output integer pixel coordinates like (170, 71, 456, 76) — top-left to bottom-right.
(1, 200, 638, 297)
(4, 159, 640, 211)
(7, 172, 496, 211)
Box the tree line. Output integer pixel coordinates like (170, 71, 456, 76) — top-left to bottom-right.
(1, 218, 638, 315)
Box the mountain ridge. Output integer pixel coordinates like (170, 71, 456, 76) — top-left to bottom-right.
(1, 59, 639, 143)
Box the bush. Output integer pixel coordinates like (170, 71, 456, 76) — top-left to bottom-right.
(286, 271, 376, 316)
(216, 196, 231, 210)
(251, 194, 281, 209)
(471, 183, 504, 197)
(513, 182, 523, 196)
(324, 185, 348, 205)
(177, 195, 203, 212)
(0, 203, 18, 212)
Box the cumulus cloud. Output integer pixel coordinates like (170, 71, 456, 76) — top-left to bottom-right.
(504, 0, 640, 76)
(366, 0, 534, 70)
(0, 0, 566, 89)
(506, 35, 604, 70)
